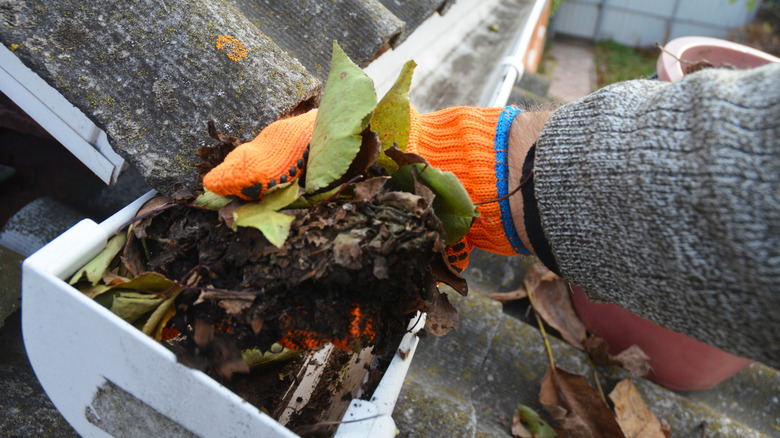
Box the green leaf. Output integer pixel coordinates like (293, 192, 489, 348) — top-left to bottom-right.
(437, 214, 474, 246)
(110, 292, 168, 324)
(233, 182, 301, 248)
(77, 283, 112, 299)
(306, 184, 347, 202)
(242, 345, 300, 368)
(108, 271, 176, 293)
(516, 404, 557, 438)
(305, 41, 377, 193)
(193, 189, 232, 210)
(393, 163, 478, 244)
(69, 231, 127, 286)
(88, 271, 181, 330)
(371, 60, 415, 174)
(141, 291, 179, 340)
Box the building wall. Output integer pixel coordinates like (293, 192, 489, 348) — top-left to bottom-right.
(552, 0, 759, 47)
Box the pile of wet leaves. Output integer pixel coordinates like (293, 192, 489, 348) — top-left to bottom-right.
(68, 42, 474, 433)
(133, 176, 452, 374)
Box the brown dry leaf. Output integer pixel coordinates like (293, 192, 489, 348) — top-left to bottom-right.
(218, 299, 253, 315)
(512, 410, 533, 438)
(429, 251, 469, 296)
(685, 59, 715, 74)
(425, 290, 459, 336)
(489, 287, 527, 303)
(218, 200, 240, 228)
(584, 335, 652, 377)
(411, 170, 436, 209)
(196, 121, 241, 178)
(121, 231, 146, 278)
(102, 272, 131, 286)
(609, 379, 670, 438)
(523, 263, 558, 294)
(170, 184, 196, 204)
(189, 319, 249, 378)
(193, 319, 215, 347)
(353, 177, 389, 201)
(349, 128, 381, 177)
(250, 315, 264, 334)
(384, 142, 431, 168)
(526, 263, 586, 349)
(378, 191, 430, 218)
(539, 366, 625, 438)
(132, 195, 171, 239)
(332, 231, 364, 269)
(613, 346, 652, 377)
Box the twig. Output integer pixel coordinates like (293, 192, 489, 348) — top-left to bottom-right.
(321, 175, 364, 204)
(114, 201, 229, 236)
(526, 282, 556, 369)
(114, 203, 181, 235)
(655, 42, 698, 65)
(474, 169, 534, 207)
(180, 285, 260, 298)
(589, 356, 607, 404)
(293, 413, 387, 436)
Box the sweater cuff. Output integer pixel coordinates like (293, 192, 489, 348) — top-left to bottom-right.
(521, 143, 561, 275)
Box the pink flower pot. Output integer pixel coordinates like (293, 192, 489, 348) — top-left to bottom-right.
(570, 286, 752, 391)
(657, 36, 780, 82)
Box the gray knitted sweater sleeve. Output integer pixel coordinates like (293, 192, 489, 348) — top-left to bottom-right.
(534, 63, 780, 367)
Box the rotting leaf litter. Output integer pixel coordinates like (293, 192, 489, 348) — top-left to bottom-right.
(68, 42, 476, 433)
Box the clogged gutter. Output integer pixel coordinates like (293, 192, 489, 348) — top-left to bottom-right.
(67, 42, 474, 432)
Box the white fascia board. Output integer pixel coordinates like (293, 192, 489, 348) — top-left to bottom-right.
(0, 44, 125, 184)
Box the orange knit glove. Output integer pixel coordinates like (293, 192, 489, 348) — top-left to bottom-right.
(204, 110, 317, 199)
(203, 106, 530, 271)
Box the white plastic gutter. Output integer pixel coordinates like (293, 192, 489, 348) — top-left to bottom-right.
(489, 0, 550, 107)
(0, 44, 126, 185)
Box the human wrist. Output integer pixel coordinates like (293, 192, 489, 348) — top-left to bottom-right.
(507, 111, 552, 257)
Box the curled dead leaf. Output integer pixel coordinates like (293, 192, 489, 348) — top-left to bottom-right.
(613, 346, 652, 378)
(609, 379, 670, 438)
(218, 200, 240, 228)
(133, 196, 171, 239)
(385, 142, 430, 168)
(332, 231, 365, 269)
(425, 290, 459, 336)
(584, 335, 652, 377)
(429, 251, 469, 296)
(525, 263, 586, 349)
(489, 287, 528, 303)
(121, 231, 145, 278)
(250, 315, 263, 334)
(170, 184, 196, 204)
(218, 299, 254, 315)
(353, 177, 390, 201)
(378, 191, 429, 218)
(539, 366, 625, 438)
(512, 411, 533, 438)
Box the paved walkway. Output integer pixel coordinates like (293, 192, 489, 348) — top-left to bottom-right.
(546, 37, 597, 102)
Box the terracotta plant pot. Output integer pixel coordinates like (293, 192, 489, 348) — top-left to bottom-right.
(657, 35, 780, 82)
(571, 286, 752, 391)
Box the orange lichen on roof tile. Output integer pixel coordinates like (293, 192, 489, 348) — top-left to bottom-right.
(216, 35, 248, 61)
